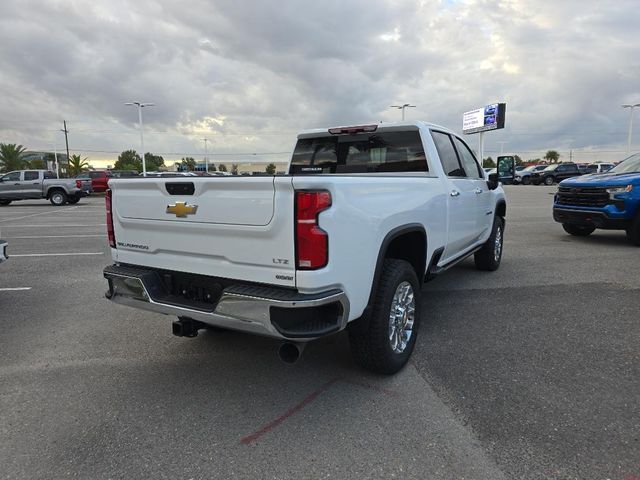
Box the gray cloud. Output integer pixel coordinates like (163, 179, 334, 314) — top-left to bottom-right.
(0, 0, 639, 166)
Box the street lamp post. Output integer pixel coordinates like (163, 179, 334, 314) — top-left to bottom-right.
(389, 103, 416, 121)
(623, 103, 640, 154)
(125, 101, 155, 176)
(203, 138, 209, 172)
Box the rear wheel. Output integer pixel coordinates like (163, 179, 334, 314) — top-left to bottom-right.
(544, 176, 555, 185)
(348, 259, 421, 375)
(49, 190, 67, 206)
(474, 216, 505, 271)
(562, 223, 595, 236)
(0, 200, 11, 206)
(626, 214, 640, 246)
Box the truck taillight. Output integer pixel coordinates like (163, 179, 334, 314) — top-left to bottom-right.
(106, 189, 116, 248)
(76, 179, 82, 189)
(295, 190, 331, 270)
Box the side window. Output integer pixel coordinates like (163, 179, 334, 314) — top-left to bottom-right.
(452, 137, 483, 179)
(2, 172, 21, 182)
(44, 171, 57, 179)
(24, 171, 39, 181)
(431, 131, 465, 177)
(557, 165, 568, 172)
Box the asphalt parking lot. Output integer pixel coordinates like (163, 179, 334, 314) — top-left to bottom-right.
(0, 187, 638, 480)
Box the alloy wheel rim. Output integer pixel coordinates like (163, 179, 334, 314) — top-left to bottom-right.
(494, 226, 503, 262)
(388, 281, 415, 354)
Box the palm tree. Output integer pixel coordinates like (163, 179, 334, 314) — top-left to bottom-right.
(181, 157, 197, 171)
(0, 143, 27, 172)
(67, 154, 90, 176)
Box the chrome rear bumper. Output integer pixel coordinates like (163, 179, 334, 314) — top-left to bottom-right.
(103, 264, 349, 340)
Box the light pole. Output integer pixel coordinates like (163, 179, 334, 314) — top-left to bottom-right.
(622, 103, 640, 154)
(389, 103, 416, 121)
(203, 138, 209, 172)
(125, 101, 155, 176)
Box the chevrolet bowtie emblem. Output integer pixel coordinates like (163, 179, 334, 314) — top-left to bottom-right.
(166, 202, 198, 217)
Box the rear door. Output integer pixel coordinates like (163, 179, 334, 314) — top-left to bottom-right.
(109, 176, 297, 287)
(21, 171, 42, 198)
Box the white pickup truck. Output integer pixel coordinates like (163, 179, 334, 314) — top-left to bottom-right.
(103, 122, 509, 374)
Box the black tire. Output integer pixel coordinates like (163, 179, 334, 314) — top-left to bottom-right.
(544, 176, 555, 185)
(625, 214, 640, 246)
(474, 216, 505, 271)
(67, 196, 80, 204)
(0, 200, 11, 206)
(562, 223, 595, 236)
(348, 259, 421, 375)
(522, 176, 531, 185)
(49, 190, 68, 206)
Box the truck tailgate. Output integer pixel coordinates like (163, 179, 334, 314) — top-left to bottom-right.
(109, 177, 297, 287)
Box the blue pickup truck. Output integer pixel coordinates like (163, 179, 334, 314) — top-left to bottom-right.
(553, 153, 640, 245)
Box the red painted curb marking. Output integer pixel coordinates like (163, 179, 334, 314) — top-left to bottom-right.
(240, 378, 400, 445)
(240, 378, 340, 445)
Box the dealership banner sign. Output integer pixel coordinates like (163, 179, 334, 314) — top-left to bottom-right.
(462, 103, 506, 134)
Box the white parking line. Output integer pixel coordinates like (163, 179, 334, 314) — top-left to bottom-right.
(0, 205, 81, 223)
(10, 252, 104, 257)
(0, 287, 32, 291)
(6, 235, 105, 239)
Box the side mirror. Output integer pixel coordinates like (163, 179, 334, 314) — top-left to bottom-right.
(487, 173, 499, 190)
(496, 155, 516, 185)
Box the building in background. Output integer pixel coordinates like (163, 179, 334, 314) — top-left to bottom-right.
(22, 151, 69, 174)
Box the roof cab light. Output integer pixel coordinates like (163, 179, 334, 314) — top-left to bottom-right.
(295, 190, 332, 270)
(106, 189, 116, 248)
(328, 124, 378, 135)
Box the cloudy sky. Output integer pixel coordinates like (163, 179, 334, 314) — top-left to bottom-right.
(1, 0, 639, 167)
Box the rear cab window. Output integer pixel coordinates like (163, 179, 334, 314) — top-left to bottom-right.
(24, 171, 39, 181)
(290, 129, 428, 174)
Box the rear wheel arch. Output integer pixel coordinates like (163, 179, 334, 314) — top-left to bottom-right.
(365, 224, 427, 310)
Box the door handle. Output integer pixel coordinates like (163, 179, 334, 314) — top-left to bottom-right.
(32, 182, 39, 185)
(474, 188, 483, 194)
(450, 190, 460, 197)
(14, 183, 20, 185)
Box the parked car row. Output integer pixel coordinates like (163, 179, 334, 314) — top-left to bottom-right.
(509, 162, 618, 186)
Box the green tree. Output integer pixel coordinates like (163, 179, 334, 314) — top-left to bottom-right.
(218, 163, 228, 172)
(181, 157, 196, 171)
(231, 164, 239, 175)
(265, 163, 277, 175)
(544, 150, 560, 163)
(67, 154, 90, 176)
(208, 163, 217, 172)
(114, 150, 142, 172)
(514, 154, 523, 166)
(483, 157, 496, 168)
(28, 159, 46, 169)
(144, 152, 165, 171)
(0, 143, 27, 172)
